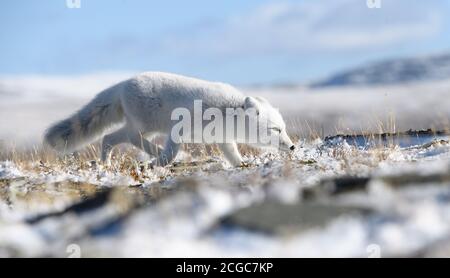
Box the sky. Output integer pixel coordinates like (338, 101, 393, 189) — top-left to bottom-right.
(1, 0, 450, 85)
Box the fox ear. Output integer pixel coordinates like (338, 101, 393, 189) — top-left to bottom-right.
(244, 97, 258, 109)
(244, 97, 260, 115)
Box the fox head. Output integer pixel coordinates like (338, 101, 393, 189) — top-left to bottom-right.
(242, 96, 295, 152)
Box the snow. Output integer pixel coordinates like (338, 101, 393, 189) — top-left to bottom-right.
(0, 136, 449, 257)
(1, 73, 450, 257)
(0, 161, 23, 179)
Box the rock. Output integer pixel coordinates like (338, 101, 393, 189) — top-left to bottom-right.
(381, 173, 450, 188)
(25, 189, 114, 224)
(323, 129, 450, 149)
(303, 176, 371, 199)
(220, 201, 372, 235)
(304, 171, 450, 199)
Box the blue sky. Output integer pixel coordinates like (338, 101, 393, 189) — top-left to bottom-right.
(1, 0, 450, 85)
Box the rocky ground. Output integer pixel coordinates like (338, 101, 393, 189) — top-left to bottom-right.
(1, 131, 450, 257)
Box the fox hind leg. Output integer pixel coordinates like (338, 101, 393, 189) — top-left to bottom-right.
(127, 132, 163, 158)
(101, 126, 163, 163)
(101, 127, 129, 162)
(156, 138, 180, 166)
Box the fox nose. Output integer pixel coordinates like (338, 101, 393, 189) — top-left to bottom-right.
(290, 145, 295, 151)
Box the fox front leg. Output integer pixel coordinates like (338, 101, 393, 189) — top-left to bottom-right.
(218, 142, 244, 167)
(155, 138, 180, 166)
(101, 127, 129, 163)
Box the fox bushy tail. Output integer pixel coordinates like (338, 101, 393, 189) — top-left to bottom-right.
(44, 84, 125, 153)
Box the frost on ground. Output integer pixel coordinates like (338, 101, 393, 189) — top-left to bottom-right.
(1, 134, 450, 257)
(1, 75, 450, 257)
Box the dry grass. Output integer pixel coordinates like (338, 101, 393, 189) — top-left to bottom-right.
(2, 113, 444, 194)
(2, 121, 446, 218)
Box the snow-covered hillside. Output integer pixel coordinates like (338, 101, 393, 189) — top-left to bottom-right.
(311, 52, 450, 87)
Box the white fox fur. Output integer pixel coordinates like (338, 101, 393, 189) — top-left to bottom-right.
(44, 72, 294, 167)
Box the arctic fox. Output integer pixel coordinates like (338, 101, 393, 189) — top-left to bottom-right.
(44, 72, 295, 167)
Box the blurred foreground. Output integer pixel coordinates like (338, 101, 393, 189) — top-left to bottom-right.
(1, 133, 450, 257)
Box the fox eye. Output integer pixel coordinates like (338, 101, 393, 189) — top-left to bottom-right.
(271, 127, 281, 133)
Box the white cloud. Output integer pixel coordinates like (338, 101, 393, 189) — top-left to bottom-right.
(161, 0, 444, 56)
